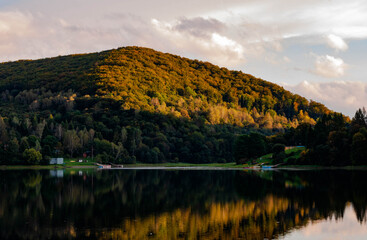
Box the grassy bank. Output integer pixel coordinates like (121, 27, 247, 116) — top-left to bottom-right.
(253, 147, 305, 165)
(123, 162, 245, 168)
(2, 151, 367, 170)
(0, 158, 97, 170)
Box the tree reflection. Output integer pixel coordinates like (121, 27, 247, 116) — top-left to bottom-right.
(0, 169, 366, 239)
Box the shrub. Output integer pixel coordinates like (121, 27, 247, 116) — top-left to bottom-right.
(23, 148, 42, 165)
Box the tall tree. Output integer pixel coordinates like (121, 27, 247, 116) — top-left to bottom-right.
(63, 130, 81, 158)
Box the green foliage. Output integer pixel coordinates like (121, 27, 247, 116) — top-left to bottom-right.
(0, 47, 336, 165)
(95, 153, 114, 164)
(234, 132, 266, 164)
(41, 135, 59, 157)
(0, 47, 330, 129)
(351, 128, 367, 165)
(269, 108, 367, 166)
(23, 148, 42, 165)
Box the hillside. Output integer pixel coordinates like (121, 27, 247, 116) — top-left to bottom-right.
(0, 46, 333, 164)
(0, 47, 331, 126)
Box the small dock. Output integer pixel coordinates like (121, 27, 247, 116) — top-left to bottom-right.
(95, 163, 111, 169)
(95, 163, 123, 169)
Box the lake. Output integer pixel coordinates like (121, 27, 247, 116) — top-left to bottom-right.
(0, 169, 366, 239)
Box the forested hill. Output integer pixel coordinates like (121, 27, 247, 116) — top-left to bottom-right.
(0, 46, 330, 128)
(0, 46, 334, 164)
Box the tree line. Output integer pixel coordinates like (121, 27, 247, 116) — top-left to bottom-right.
(234, 108, 367, 166)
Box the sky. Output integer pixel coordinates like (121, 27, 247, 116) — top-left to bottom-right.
(1, 0, 367, 116)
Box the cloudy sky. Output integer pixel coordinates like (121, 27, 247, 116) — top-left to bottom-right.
(1, 0, 367, 116)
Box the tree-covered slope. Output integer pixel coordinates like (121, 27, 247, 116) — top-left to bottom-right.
(0, 51, 108, 93)
(0, 46, 335, 164)
(0, 47, 330, 127)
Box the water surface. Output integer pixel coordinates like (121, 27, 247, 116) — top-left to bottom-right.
(0, 169, 366, 239)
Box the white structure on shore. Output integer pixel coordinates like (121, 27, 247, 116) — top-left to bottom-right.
(50, 158, 64, 165)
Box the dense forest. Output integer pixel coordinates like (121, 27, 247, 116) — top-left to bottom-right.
(0, 46, 334, 165)
(280, 108, 367, 166)
(234, 108, 367, 166)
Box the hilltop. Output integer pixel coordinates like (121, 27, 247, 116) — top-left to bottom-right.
(0, 46, 333, 164)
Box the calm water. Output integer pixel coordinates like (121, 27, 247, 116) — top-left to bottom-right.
(0, 169, 366, 239)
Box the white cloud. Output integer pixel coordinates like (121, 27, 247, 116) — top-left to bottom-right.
(285, 80, 367, 116)
(211, 33, 244, 56)
(326, 34, 348, 51)
(313, 54, 346, 78)
(151, 18, 245, 66)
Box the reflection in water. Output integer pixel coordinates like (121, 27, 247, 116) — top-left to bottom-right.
(0, 169, 366, 239)
(281, 205, 367, 240)
(50, 169, 64, 178)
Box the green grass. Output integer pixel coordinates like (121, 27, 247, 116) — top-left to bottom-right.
(257, 153, 273, 164)
(63, 158, 96, 167)
(283, 147, 305, 163)
(2, 159, 367, 170)
(124, 162, 246, 168)
(0, 158, 98, 170)
(254, 147, 306, 166)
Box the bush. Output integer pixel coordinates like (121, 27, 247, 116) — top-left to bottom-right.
(23, 148, 42, 165)
(95, 152, 114, 164)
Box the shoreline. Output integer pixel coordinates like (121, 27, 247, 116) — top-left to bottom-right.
(1, 163, 367, 170)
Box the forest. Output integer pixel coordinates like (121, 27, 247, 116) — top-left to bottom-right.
(0, 46, 354, 166)
(234, 108, 367, 166)
(281, 108, 367, 166)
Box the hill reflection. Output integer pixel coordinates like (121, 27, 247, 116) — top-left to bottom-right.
(0, 169, 366, 239)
